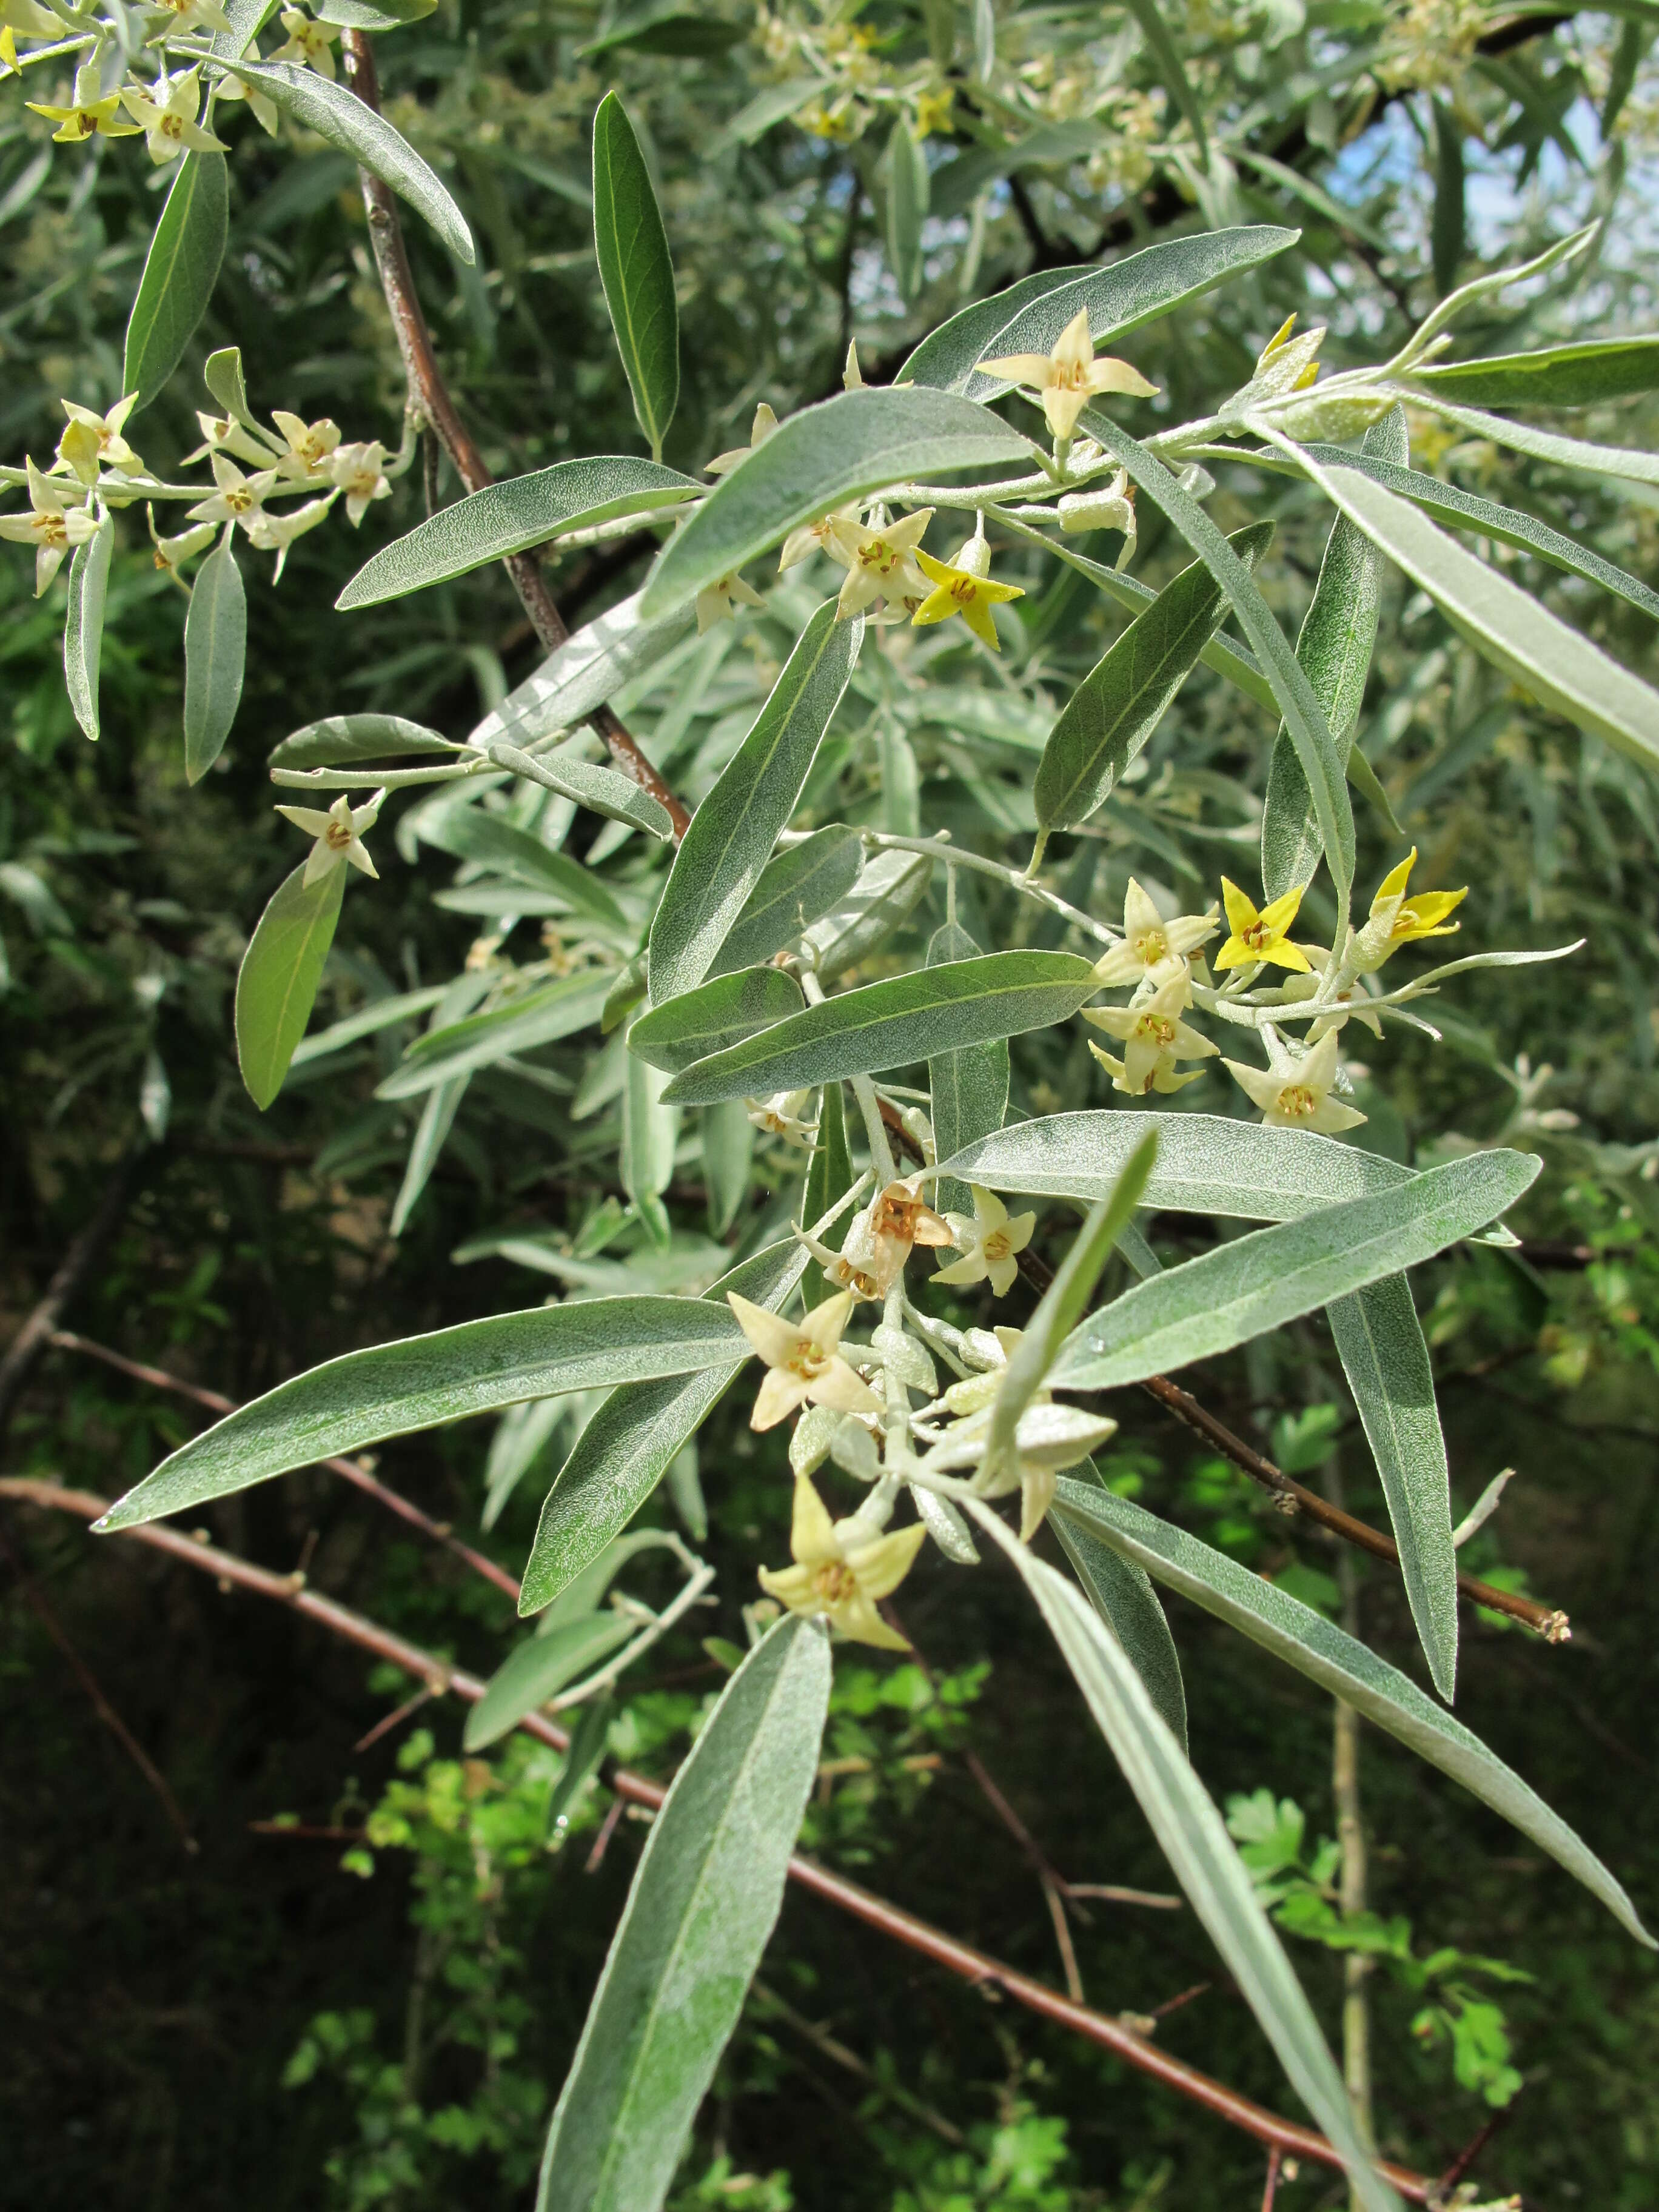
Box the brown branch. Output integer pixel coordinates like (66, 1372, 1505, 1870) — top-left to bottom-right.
(48, 1332, 521, 1601)
(0, 1151, 139, 1446)
(337, 30, 691, 842)
(877, 1101, 1570, 1645)
(1, 1473, 1438, 2202)
(0, 1520, 196, 1851)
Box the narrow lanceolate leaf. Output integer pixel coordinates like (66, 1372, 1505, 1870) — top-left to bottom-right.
(649, 602, 862, 1002)
(1405, 394, 1659, 490)
(535, 1617, 830, 2212)
(901, 226, 1298, 396)
(488, 744, 674, 840)
(1410, 335, 1659, 410)
(927, 919, 1008, 1216)
(1084, 413, 1355, 908)
(378, 971, 611, 1099)
(183, 537, 247, 783)
(592, 90, 679, 460)
(640, 388, 1036, 620)
(390, 1073, 468, 1235)
(220, 59, 475, 262)
(1310, 459, 1659, 768)
(943, 1110, 1424, 1221)
(805, 845, 932, 982)
(98, 1294, 772, 1529)
(234, 861, 347, 1113)
(270, 714, 464, 771)
(1261, 407, 1403, 900)
(63, 513, 114, 743)
(464, 1612, 636, 1752)
(709, 826, 863, 978)
(662, 951, 1104, 1106)
(623, 1027, 679, 1244)
(1051, 1480, 1187, 1752)
(886, 115, 928, 301)
(123, 151, 229, 412)
(1329, 1278, 1458, 1703)
(1052, 1150, 1541, 1393)
(703, 1098, 753, 1235)
(976, 1509, 1398, 2212)
(630, 967, 805, 1076)
(337, 458, 697, 609)
(802, 1080, 854, 1298)
(468, 589, 694, 754)
(1430, 100, 1464, 297)
(1295, 440, 1659, 624)
(417, 806, 628, 925)
(520, 1239, 809, 1614)
(1036, 520, 1273, 837)
(1051, 1480, 1654, 1948)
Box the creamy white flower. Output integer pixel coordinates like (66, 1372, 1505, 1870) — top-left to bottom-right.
(727, 1290, 880, 1429)
(329, 440, 392, 525)
(1223, 1029, 1367, 1134)
(695, 570, 766, 632)
(757, 1475, 923, 1650)
(121, 69, 227, 166)
(55, 395, 143, 488)
(1092, 879, 1218, 987)
(187, 451, 278, 530)
(1084, 968, 1216, 1095)
(0, 459, 98, 594)
(275, 789, 386, 888)
(933, 1186, 1035, 1299)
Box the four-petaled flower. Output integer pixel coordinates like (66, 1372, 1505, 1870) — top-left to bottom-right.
(1085, 968, 1217, 1094)
(758, 1476, 924, 1650)
(910, 536, 1024, 652)
(150, 0, 236, 32)
(1350, 847, 1466, 973)
(0, 458, 98, 594)
(330, 440, 392, 523)
(270, 6, 338, 73)
(1222, 1030, 1366, 1134)
(779, 501, 859, 573)
(914, 86, 954, 139)
(978, 307, 1158, 443)
(746, 1089, 818, 1147)
(727, 1289, 880, 1429)
(187, 451, 276, 529)
(828, 507, 933, 621)
(1215, 877, 1311, 973)
(121, 70, 227, 166)
(933, 1186, 1035, 1299)
(55, 395, 144, 488)
(695, 570, 766, 632)
(26, 92, 142, 144)
(271, 410, 342, 481)
(706, 401, 777, 478)
(1092, 877, 1218, 988)
(275, 789, 386, 887)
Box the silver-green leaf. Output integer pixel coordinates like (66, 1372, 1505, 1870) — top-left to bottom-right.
(708, 825, 863, 978)
(123, 151, 229, 413)
(464, 1612, 637, 1752)
(63, 512, 114, 743)
(233, 860, 349, 1114)
(926, 918, 1008, 1216)
(535, 1615, 830, 2212)
(592, 89, 680, 461)
(649, 601, 861, 1002)
(630, 966, 806, 1076)
(183, 535, 247, 783)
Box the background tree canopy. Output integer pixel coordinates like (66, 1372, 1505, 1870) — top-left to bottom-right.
(2, 2, 1657, 2208)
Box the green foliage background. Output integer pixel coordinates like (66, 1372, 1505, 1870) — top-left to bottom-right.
(3, 2, 1658, 2205)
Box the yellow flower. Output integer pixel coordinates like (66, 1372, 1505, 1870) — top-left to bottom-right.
(827, 506, 933, 620)
(758, 1476, 924, 1651)
(1084, 968, 1216, 1094)
(270, 5, 338, 73)
(27, 92, 142, 144)
(695, 571, 766, 632)
(1092, 877, 1218, 987)
(707, 401, 778, 478)
(55, 395, 143, 488)
(1351, 847, 1466, 973)
(914, 86, 954, 138)
(726, 1290, 880, 1430)
(0, 458, 99, 594)
(910, 536, 1024, 652)
(150, 0, 236, 31)
(977, 306, 1159, 443)
(933, 1186, 1035, 1299)
(270, 409, 343, 481)
(1215, 877, 1312, 974)
(274, 789, 385, 888)
(1222, 1030, 1367, 1134)
(121, 70, 228, 166)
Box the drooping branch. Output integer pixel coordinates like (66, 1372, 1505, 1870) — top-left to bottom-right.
(338, 31, 691, 842)
(4, 1471, 1438, 2200)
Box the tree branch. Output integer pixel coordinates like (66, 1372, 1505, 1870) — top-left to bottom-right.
(3, 1473, 1438, 2202)
(338, 30, 691, 842)
(0, 1151, 139, 1448)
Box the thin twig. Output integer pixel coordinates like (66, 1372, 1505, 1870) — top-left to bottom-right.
(1, 1475, 1439, 2200)
(1261, 2145, 1284, 2211)
(1433, 2100, 1516, 2202)
(355, 1684, 434, 1754)
(1041, 1871, 1085, 2003)
(48, 1331, 521, 1600)
(1065, 1883, 1182, 1911)
(0, 1520, 196, 1851)
(751, 1978, 965, 2146)
(0, 1151, 139, 1445)
(338, 30, 690, 841)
